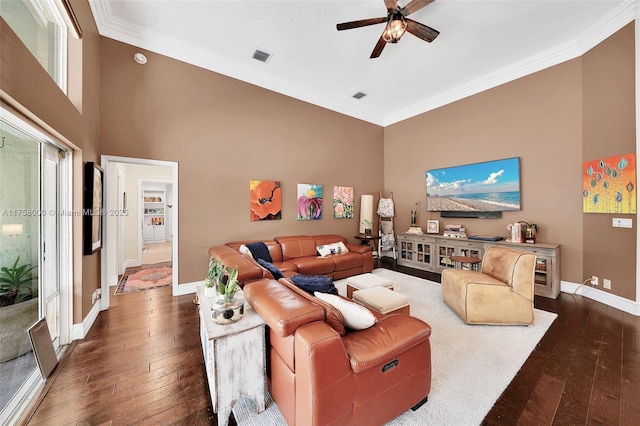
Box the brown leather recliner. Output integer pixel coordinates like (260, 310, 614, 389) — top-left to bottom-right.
(243, 278, 432, 425)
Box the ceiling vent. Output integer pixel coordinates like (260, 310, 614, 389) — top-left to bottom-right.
(353, 92, 367, 100)
(252, 49, 272, 63)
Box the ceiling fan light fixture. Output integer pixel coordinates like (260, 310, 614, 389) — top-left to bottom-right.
(382, 13, 407, 43)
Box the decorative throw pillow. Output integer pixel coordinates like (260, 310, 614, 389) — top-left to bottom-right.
(239, 244, 253, 257)
(314, 292, 377, 330)
(316, 241, 349, 257)
(246, 241, 272, 263)
(257, 258, 284, 280)
(290, 274, 338, 295)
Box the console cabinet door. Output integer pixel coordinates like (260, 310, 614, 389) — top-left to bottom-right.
(398, 235, 414, 261)
(415, 239, 433, 268)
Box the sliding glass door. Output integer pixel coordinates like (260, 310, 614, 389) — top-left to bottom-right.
(0, 113, 66, 418)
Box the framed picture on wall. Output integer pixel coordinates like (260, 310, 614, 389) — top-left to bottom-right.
(427, 220, 439, 234)
(83, 161, 104, 255)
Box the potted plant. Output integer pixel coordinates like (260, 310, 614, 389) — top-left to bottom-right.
(212, 265, 244, 324)
(362, 219, 373, 236)
(519, 221, 539, 243)
(204, 256, 224, 298)
(0, 256, 38, 363)
(217, 265, 239, 303)
(0, 256, 37, 307)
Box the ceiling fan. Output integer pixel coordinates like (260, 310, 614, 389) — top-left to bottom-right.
(336, 0, 440, 58)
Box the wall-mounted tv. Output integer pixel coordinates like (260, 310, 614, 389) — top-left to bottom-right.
(426, 157, 521, 213)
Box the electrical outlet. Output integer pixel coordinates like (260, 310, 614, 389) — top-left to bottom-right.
(603, 279, 611, 289)
(591, 276, 598, 286)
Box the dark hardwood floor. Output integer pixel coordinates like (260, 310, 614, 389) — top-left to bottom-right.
(22, 260, 640, 425)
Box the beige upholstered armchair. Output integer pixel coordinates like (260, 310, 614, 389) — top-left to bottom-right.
(441, 246, 536, 325)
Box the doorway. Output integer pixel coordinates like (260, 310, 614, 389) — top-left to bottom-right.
(100, 156, 178, 310)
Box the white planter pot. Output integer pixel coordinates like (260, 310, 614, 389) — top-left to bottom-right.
(204, 286, 216, 298)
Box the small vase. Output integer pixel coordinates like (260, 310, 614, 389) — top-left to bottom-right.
(211, 293, 244, 325)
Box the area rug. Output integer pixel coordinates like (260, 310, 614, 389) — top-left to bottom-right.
(114, 262, 172, 294)
(232, 268, 557, 426)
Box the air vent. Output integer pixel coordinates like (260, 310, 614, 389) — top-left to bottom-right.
(353, 92, 367, 100)
(252, 49, 272, 63)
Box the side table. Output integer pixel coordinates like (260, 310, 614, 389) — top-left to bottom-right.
(354, 234, 381, 257)
(196, 286, 266, 426)
(450, 255, 481, 271)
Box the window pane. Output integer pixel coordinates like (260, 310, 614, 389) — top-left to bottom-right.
(1, 0, 68, 92)
(0, 119, 41, 410)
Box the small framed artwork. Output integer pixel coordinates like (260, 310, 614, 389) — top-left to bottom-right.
(427, 220, 439, 234)
(83, 161, 104, 255)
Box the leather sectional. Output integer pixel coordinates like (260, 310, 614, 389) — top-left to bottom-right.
(208, 234, 374, 285)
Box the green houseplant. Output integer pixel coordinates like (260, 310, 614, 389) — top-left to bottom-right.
(204, 256, 224, 297)
(0, 256, 37, 307)
(519, 221, 539, 243)
(212, 265, 244, 325)
(0, 256, 38, 363)
(218, 265, 239, 303)
(362, 218, 372, 235)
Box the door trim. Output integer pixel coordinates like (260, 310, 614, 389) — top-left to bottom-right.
(100, 155, 179, 310)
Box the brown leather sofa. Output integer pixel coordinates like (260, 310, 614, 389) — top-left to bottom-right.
(209, 234, 374, 285)
(243, 277, 432, 425)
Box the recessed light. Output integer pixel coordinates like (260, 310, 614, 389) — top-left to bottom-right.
(133, 53, 147, 65)
(353, 92, 367, 100)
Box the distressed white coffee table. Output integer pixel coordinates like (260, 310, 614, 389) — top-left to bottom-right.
(196, 286, 266, 426)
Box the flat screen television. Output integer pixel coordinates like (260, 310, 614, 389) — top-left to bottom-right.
(426, 157, 521, 213)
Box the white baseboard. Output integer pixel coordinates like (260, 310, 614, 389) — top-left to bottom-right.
(561, 280, 640, 316)
(124, 259, 141, 269)
(174, 280, 202, 296)
(72, 299, 101, 340)
(108, 274, 119, 286)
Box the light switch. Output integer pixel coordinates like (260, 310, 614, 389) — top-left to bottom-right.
(612, 218, 633, 228)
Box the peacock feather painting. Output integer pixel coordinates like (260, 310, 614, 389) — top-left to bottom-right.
(582, 153, 636, 214)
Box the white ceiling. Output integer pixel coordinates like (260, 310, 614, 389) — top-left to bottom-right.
(88, 0, 637, 126)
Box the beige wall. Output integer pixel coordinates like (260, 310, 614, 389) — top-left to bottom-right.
(1, 0, 102, 322)
(582, 24, 637, 301)
(385, 23, 636, 300)
(98, 38, 384, 284)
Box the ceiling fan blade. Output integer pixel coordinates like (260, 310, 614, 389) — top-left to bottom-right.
(384, 0, 398, 12)
(370, 35, 387, 58)
(406, 18, 439, 42)
(337, 17, 387, 31)
(401, 0, 435, 16)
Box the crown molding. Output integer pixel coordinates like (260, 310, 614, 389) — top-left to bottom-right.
(89, 1, 637, 127)
(384, 0, 638, 126)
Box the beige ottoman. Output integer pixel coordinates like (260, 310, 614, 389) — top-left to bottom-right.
(346, 273, 394, 299)
(353, 286, 410, 316)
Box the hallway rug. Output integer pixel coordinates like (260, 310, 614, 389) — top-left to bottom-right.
(231, 268, 557, 426)
(114, 262, 172, 294)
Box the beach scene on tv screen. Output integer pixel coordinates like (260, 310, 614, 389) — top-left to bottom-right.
(426, 157, 521, 212)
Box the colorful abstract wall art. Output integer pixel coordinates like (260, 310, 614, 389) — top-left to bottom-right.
(297, 184, 322, 220)
(250, 180, 282, 221)
(582, 153, 636, 214)
(333, 186, 354, 219)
